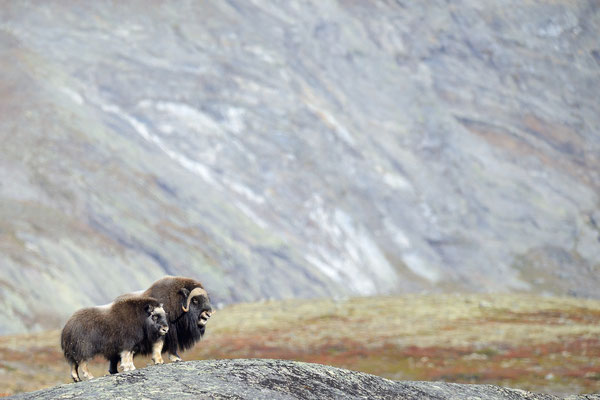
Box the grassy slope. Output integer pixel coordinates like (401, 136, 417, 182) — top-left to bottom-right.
(2, 294, 600, 396)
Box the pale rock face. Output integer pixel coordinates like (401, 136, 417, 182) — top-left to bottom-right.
(8, 359, 565, 400)
(0, 1, 599, 333)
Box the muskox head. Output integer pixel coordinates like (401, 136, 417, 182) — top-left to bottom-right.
(179, 287, 213, 331)
(146, 303, 169, 336)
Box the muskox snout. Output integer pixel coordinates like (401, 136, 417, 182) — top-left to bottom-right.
(159, 325, 169, 335)
(198, 310, 213, 326)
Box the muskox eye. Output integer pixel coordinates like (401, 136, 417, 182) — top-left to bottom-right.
(152, 315, 158, 321)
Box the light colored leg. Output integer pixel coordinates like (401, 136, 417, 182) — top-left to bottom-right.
(120, 350, 136, 371)
(70, 364, 81, 382)
(152, 340, 165, 364)
(127, 352, 136, 371)
(80, 362, 94, 380)
(169, 353, 182, 362)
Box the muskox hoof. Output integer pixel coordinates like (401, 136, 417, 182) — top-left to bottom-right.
(169, 354, 182, 362)
(122, 364, 136, 372)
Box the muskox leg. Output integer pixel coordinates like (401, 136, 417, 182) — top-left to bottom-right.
(152, 339, 165, 364)
(165, 331, 182, 362)
(80, 362, 94, 380)
(70, 363, 81, 382)
(120, 350, 135, 372)
(108, 355, 120, 375)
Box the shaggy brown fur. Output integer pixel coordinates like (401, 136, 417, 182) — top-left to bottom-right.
(61, 296, 168, 382)
(109, 276, 213, 370)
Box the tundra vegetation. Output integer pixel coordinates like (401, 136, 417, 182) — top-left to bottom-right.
(1, 294, 600, 396)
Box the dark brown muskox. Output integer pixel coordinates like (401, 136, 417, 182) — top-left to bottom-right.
(108, 276, 213, 372)
(61, 296, 169, 382)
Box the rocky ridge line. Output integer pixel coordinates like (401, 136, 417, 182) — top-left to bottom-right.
(8, 359, 598, 400)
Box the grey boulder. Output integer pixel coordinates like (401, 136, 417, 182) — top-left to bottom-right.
(8, 359, 595, 400)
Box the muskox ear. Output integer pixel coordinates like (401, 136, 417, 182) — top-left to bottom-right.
(179, 288, 190, 313)
(179, 288, 190, 299)
(145, 304, 154, 315)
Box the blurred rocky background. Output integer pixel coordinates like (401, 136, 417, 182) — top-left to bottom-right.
(0, 0, 599, 334)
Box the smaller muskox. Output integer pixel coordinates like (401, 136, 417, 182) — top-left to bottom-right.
(61, 296, 168, 382)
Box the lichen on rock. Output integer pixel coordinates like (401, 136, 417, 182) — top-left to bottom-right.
(7, 359, 585, 400)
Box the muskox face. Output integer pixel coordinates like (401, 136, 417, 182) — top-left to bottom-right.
(180, 287, 213, 329)
(146, 304, 169, 336)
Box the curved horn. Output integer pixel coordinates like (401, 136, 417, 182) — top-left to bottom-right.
(181, 287, 206, 312)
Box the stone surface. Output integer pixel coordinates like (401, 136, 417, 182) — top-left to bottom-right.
(7, 359, 588, 400)
(0, 1, 599, 333)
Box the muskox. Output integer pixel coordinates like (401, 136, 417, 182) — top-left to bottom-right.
(108, 276, 213, 372)
(61, 296, 169, 382)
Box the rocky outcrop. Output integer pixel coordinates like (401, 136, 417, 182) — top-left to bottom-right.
(0, 1, 599, 333)
(8, 359, 589, 400)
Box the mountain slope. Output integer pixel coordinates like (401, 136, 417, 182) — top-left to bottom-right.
(0, 1, 599, 333)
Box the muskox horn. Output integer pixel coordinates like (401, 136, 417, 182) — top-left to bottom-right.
(181, 287, 206, 312)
